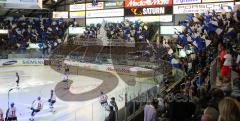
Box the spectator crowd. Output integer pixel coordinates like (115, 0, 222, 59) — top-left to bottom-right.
(144, 5, 240, 121)
(73, 20, 154, 43)
(0, 16, 81, 52)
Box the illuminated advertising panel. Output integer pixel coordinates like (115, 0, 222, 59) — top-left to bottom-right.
(3, 0, 42, 9)
(125, 15, 172, 22)
(202, 0, 233, 3)
(0, 29, 8, 34)
(173, 0, 201, 5)
(37, 0, 42, 9)
(125, 16, 160, 22)
(68, 27, 85, 35)
(69, 11, 85, 18)
(160, 26, 182, 34)
(159, 15, 172, 22)
(52, 11, 68, 18)
(86, 9, 124, 18)
(70, 2, 104, 11)
(124, 0, 173, 8)
(173, 2, 234, 14)
(70, 4, 85, 11)
(86, 2, 104, 10)
(105, 1, 123, 8)
(86, 17, 124, 25)
(124, 6, 173, 16)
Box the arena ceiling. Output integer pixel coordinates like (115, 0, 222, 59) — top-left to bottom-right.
(0, 0, 120, 17)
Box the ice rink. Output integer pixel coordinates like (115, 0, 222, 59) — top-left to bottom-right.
(0, 65, 156, 121)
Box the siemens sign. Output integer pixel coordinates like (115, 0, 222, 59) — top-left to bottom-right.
(22, 59, 44, 65)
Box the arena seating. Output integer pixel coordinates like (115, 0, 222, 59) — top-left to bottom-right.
(142, 5, 240, 121)
(0, 17, 69, 50)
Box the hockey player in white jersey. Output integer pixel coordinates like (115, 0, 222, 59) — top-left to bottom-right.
(29, 97, 43, 121)
(99, 91, 109, 110)
(62, 73, 69, 89)
(48, 90, 56, 112)
(6, 103, 17, 121)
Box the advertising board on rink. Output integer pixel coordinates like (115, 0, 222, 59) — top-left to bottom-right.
(0, 59, 44, 66)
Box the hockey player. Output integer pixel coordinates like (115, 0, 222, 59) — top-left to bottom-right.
(110, 97, 118, 111)
(16, 73, 19, 87)
(62, 73, 69, 89)
(48, 90, 56, 112)
(6, 103, 17, 121)
(109, 97, 118, 120)
(56, 60, 62, 71)
(99, 91, 108, 110)
(0, 107, 3, 121)
(64, 64, 69, 75)
(29, 97, 43, 121)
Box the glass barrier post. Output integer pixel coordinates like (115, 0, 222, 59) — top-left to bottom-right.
(125, 93, 127, 121)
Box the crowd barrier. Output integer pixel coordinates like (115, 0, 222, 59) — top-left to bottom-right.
(68, 37, 136, 47)
(63, 59, 154, 76)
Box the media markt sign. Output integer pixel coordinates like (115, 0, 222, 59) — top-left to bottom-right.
(124, 0, 173, 8)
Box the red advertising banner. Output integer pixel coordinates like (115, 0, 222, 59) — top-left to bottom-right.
(124, 0, 173, 8)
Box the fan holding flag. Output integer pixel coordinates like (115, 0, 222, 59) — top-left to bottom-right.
(92, 0, 98, 6)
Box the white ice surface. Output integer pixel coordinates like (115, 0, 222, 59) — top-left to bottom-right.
(0, 66, 155, 121)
